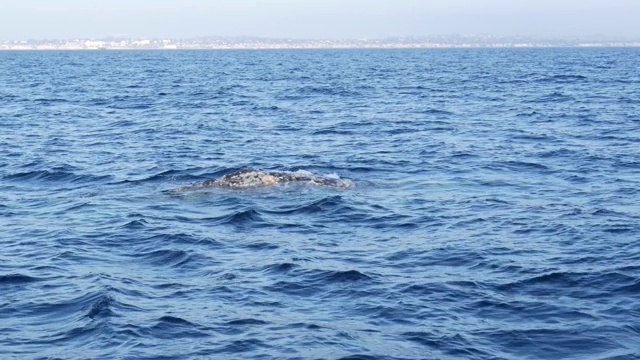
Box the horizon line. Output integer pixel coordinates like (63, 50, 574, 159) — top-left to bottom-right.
(2, 35, 640, 51)
(3, 34, 640, 42)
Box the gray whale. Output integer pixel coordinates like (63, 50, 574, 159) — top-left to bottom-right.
(172, 168, 353, 192)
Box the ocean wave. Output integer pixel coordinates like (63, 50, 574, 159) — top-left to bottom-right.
(120, 219, 149, 229)
(497, 271, 639, 298)
(4, 168, 111, 184)
(0, 273, 41, 285)
(261, 195, 343, 215)
(145, 316, 211, 339)
(320, 269, 373, 283)
(215, 209, 266, 227)
(3, 48, 640, 359)
(137, 249, 192, 268)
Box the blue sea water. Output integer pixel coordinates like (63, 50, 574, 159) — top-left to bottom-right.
(1, 48, 639, 359)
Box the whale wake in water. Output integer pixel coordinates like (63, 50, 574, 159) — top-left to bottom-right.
(172, 168, 353, 192)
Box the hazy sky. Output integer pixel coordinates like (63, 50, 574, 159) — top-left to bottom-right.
(1, 0, 639, 40)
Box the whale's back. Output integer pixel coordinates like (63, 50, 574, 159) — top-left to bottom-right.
(172, 169, 353, 192)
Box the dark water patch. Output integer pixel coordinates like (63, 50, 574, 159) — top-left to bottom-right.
(448, 151, 478, 159)
(600, 226, 636, 234)
(226, 318, 269, 326)
(512, 223, 579, 236)
(615, 279, 640, 295)
(43, 320, 109, 347)
(263, 262, 299, 274)
(107, 119, 136, 127)
(144, 316, 211, 339)
(156, 315, 197, 326)
(280, 85, 360, 100)
(536, 74, 588, 83)
(58, 201, 94, 213)
(29, 265, 66, 273)
(232, 100, 253, 106)
(400, 282, 484, 301)
(591, 208, 636, 218)
(562, 174, 589, 184)
(416, 108, 454, 116)
(268, 321, 323, 331)
(531, 92, 575, 103)
(252, 104, 284, 112)
(242, 240, 279, 251)
(313, 128, 354, 135)
(337, 355, 386, 360)
(120, 219, 149, 230)
(296, 269, 375, 285)
(264, 280, 321, 296)
(137, 249, 192, 268)
(615, 160, 640, 170)
(0, 273, 41, 286)
(536, 148, 580, 158)
(324, 269, 372, 283)
(215, 338, 269, 354)
(487, 160, 552, 173)
(145, 233, 225, 248)
(384, 127, 419, 135)
(106, 100, 153, 110)
(511, 133, 556, 142)
(8, 290, 119, 321)
(33, 97, 71, 104)
(516, 110, 541, 118)
(85, 97, 112, 106)
(420, 251, 484, 268)
(85, 293, 116, 320)
(618, 96, 640, 104)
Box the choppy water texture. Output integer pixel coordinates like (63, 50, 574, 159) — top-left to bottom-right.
(1, 48, 639, 359)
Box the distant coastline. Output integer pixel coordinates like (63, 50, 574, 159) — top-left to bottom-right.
(2, 36, 640, 50)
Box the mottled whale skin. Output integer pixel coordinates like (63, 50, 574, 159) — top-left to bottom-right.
(172, 168, 353, 192)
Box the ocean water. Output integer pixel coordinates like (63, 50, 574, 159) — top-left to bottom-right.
(1, 48, 639, 359)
